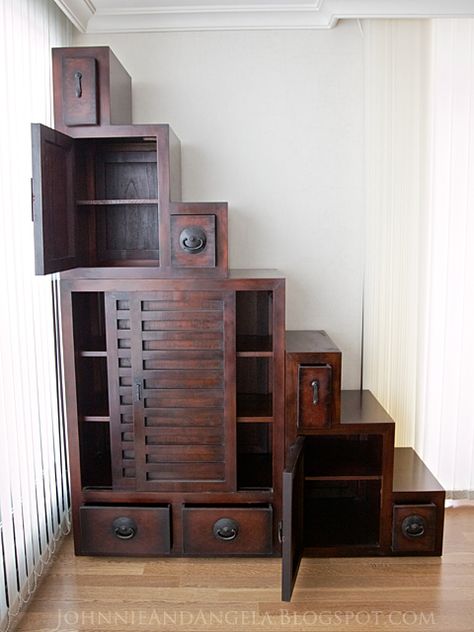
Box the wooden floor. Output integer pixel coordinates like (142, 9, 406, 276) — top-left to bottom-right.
(14, 504, 474, 631)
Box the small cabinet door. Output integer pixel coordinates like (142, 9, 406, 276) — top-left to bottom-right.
(282, 436, 305, 601)
(32, 124, 80, 275)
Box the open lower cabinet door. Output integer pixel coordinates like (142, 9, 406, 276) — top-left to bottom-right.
(282, 436, 305, 601)
(31, 123, 79, 275)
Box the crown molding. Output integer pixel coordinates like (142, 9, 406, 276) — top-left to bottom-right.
(53, 0, 474, 33)
(53, 0, 96, 32)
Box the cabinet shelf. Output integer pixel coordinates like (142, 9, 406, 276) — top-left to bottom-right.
(77, 199, 159, 206)
(237, 393, 272, 420)
(79, 350, 108, 357)
(236, 335, 272, 354)
(305, 473, 382, 482)
(81, 415, 111, 423)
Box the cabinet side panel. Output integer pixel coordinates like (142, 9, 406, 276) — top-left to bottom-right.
(108, 49, 132, 125)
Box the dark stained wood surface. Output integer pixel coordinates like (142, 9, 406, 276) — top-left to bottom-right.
(393, 448, 444, 493)
(286, 330, 341, 353)
(341, 389, 395, 424)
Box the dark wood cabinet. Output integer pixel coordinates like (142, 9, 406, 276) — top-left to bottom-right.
(59, 274, 285, 556)
(33, 45, 445, 600)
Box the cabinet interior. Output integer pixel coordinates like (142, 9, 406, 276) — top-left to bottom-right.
(75, 138, 159, 266)
(80, 422, 112, 488)
(237, 423, 273, 490)
(302, 435, 383, 548)
(236, 291, 273, 352)
(304, 479, 381, 547)
(72, 291, 112, 488)
(236, 357, 273, 420)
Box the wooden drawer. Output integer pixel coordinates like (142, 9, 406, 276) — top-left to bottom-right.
(182, 505, 273, 555)
(80, 505, 171, 556)
(392, 503, 438, 553)
(52, 47, 131, 133)
(298, 364, 333, 430)
(170, 214, 216, 269)
(60, 55, 98, 126)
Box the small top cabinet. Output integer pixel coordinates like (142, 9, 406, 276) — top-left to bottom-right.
(52, 47, 132, 133)
(31, 123, 228, 277)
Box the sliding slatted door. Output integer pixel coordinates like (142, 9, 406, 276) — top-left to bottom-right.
(105, 290, 236, 492)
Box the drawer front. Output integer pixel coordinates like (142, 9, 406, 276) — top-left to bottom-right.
(182, 505, 273, 555)
(298, 364, 333, 429)
(61, 56, 98, 126)
(392, 504, 437, 553)
(80, 505, 171, 556)
(170, 215, 216, 269)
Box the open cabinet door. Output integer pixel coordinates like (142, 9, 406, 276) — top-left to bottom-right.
(282, 436, 305, 601)
(32, 124, 79, 274)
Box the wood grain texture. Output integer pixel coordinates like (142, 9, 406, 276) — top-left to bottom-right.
(13, 504, 474, 631)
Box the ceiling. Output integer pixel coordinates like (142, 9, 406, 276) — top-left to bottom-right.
(54, 0, 474, 33)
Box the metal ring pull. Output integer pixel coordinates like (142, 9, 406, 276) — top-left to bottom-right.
(179, 226, 207, 254)
(112, 516, 137, 540)
(401, 514, 426, 538)
(183, 237, 205, 251)
(213, 518, 239, 542)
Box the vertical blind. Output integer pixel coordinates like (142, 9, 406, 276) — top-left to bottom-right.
(363, 19, 427, 448)
(0, 1, 71, 630)
(363, 18, 474, 497)
(415, 19, 474, 498)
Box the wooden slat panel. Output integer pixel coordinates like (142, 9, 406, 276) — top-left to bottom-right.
(144, 389, 223, 408)
(145, 427, 223, 445)
(143, 370, 223, 389)
(143, 350, 222, 370)
(143, 336, 222, 350)
(146, 462, 225, 481)
(145, 445, 224, 462)
(142, 318, 223, 332)
(141, 310, 222, 322)
(144, 409, 223, 427)
(105, 292, 136, 489)
(141, 292, 224, 308)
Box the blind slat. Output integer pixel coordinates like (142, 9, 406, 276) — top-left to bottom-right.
(0, 1, 71, 629)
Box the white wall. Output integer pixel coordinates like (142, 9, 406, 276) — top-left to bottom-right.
(73, 24, 365, 388)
